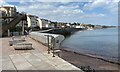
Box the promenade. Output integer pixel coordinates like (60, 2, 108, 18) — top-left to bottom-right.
(1, 36, 82, 71)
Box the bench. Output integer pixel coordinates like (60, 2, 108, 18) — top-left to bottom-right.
(12, 36, 25, 41)
(13, 42, 32, 50)
(9, 36, 26, 46)
(9, 40, 25, 46)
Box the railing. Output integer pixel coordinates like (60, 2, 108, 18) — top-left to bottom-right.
(30, 32, 65, 57)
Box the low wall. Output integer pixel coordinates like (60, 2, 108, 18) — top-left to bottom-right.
(29, 32, 65, 49)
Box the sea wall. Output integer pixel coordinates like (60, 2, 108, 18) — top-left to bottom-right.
(42, 28, 84, 37)
(29, 32, 65, 49)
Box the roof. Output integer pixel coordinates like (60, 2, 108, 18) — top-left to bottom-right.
(0, 6, 15, 8)
(0, 6, 16, 10)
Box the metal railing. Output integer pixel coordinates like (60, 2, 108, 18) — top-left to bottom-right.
(45, 35, 60, 57)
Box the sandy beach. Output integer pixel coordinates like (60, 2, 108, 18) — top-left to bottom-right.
(59, 48, 119, 72)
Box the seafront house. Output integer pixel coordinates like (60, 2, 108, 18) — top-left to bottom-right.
(27, 14, 43, 30)
(41, 19, 52, 29)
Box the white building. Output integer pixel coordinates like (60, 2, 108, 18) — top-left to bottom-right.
(27, 14, 42, 29)
(41, 19, 50, 28)
(75, 25, 81, 28)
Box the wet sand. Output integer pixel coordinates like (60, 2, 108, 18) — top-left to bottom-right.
(60, 48, 120, 72)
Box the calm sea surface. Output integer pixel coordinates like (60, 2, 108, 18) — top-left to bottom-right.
(61, 28, 118, 62)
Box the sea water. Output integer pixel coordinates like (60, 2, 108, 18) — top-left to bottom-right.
(61, 28, 119, 62)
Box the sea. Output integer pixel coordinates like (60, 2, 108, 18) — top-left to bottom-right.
(61, 28, 119, 63)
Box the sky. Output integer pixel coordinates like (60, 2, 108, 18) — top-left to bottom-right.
(0, 0, 119, 26)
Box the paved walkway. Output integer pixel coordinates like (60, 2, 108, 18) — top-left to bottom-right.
(1, 37, 83, 71)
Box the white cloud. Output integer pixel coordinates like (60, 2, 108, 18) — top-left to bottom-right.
(53, 4, 83, 15)
(84, 0, 111, 10)
(17, 2, 84, 17)
(19, 0, 25, 4)
(59, 5, 79, 9)
(106, 2, 118, 14)
(83, 0, 118, 15)
(0, 0, 14, 6)
(2, 0, 93, 2)
(80, 13, 106, 18)
(112, 0, 120, 2)
(67, 9, 83, 14)
(24, 0, 93, 2)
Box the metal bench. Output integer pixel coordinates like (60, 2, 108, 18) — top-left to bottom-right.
(13, 42, 32, 50)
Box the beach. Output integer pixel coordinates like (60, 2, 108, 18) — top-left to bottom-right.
(60, 48, 119, 72)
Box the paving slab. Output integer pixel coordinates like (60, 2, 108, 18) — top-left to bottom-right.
(9, 54, 36, 70)
(33, 52, 81, 70)
(21, 53, 57, 70)
(2, 56, 16, 70)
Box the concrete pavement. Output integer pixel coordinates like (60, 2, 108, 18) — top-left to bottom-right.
(1, 37, 83, 71)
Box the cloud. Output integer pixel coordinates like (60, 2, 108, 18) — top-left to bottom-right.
(80, 13, 106, 18)
(16, 2, 84, 18)
(105, 2, 118, 14)
(21, 0, 93, 2)
(2, 0, 93, 2)
(0, 0, 14, 6)
(83, 0, 118, 15)
(53, 4, 83, 15)
(84, 0, 111, 10)
(17, 2, 58, 17)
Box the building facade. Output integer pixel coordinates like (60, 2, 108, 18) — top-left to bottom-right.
(26, 14, 43, 29)
(0, 6, 17, 25)
(0, 6, 16, 17)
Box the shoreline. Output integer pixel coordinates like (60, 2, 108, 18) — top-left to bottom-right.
(60, 48, 119, 65)
(59, 47, 119, 70)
